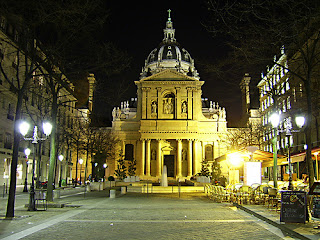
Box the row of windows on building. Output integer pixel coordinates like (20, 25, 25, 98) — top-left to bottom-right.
(261, 97, 292, 125)
(260, 79, 290, 98)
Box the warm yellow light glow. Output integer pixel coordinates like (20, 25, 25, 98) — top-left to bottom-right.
(228, 152, 244, 167)
(79, 159, 83, 165)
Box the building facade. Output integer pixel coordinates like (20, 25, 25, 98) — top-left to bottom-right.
(111, 12, 229, 180)
(0, 15, 93, 187)
(257, 47, 306, 154)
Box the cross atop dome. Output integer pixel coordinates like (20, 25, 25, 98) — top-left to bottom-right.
(163, 9, 176, 43)
(167, 9, 172, 22)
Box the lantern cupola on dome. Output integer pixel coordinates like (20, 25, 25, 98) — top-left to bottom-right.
(140, 10, 199, 80)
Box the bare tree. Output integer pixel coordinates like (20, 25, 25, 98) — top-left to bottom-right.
(227, 122, 266, 151)
(0, 0, 131, 217)
(0, 17, 49, 218)
(91, 128, 121, 180)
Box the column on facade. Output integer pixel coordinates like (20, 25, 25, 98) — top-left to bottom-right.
(141, 87, 150, 119)
(156, 87, 162, 118)
(192, 140, 198, 175)
(145, 139, 151, 176)
(176, 139, 182, 177)
(187, 139, 193, 177)
(122, 140, 126, 158)
(175, 87, 181, 119)
(187, 87, 193, 119)
(141, 139, 145, 175)
(156, 139, 162, 177)
(202, 141, 205, 162)
(195, 88, 202, 119)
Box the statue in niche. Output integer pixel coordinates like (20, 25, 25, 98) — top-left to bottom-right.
(164, 98, 173, 114)
(151, 101, 157, 114)
(181, 101, 187, 113)
(182, 149, 187, 161)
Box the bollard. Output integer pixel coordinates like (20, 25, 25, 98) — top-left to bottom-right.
(110, 189, 116, 198)
(121, 186, 126, 194)
(53, 189, 61, 199)
(86, 184, 91, 192)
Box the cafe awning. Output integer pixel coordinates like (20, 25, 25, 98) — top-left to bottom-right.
(215, 147, 320, 168)
(215, 148, 286, 168)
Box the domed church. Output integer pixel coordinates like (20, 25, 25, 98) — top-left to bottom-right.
(111, 10, 229, 180)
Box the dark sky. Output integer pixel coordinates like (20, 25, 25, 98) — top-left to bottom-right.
(100, 1, 245, 126)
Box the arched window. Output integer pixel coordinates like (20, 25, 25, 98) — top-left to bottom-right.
(205, 144, 213, 161)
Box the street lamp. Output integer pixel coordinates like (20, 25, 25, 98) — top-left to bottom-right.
(58, 155, 64, 187)
(103, 163, 108, 181)
(23, 148, 31, 192)
(19, 120, 52, 211)
(269, 112, 305, 190)
(79, 159, 83, 185)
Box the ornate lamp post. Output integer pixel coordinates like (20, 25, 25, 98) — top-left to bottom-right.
(58, 155, 64, 187)
(79, 159, 83, 185)
(19, 121, 52, 211)
(269, 112, 305, 190)
(23, 148, 31, 192)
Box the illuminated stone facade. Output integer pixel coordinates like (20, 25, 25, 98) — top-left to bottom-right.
(111, 11, 229, 180)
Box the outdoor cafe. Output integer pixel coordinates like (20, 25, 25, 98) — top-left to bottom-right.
(207, 147, 320, 212)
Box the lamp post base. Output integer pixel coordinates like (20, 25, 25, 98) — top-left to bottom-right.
(288, 176, 293, 190)
(23, 178, 28, 192)
(28, 188, 37, 211)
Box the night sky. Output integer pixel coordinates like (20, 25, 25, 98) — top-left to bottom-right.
(99, 1, 247, 126)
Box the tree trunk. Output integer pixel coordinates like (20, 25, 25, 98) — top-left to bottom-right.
(305, 77, 315, 188)
(6, 93, 23, 218)
(47, 93, 58, 201)
(75, 142, 79, 186)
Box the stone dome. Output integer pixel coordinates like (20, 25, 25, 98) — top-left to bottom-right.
(140, 10, 199, 80)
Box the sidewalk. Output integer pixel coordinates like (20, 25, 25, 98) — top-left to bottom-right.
(236, 203, 320, 240)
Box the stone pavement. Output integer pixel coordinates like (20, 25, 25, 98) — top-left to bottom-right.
(0, 187, 319, 239)
(237, 203, 320, 240)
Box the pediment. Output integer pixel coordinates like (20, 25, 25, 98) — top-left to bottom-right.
(141, 69, 197, 82)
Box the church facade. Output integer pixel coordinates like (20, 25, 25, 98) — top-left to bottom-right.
(111, 11, 229, 180)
